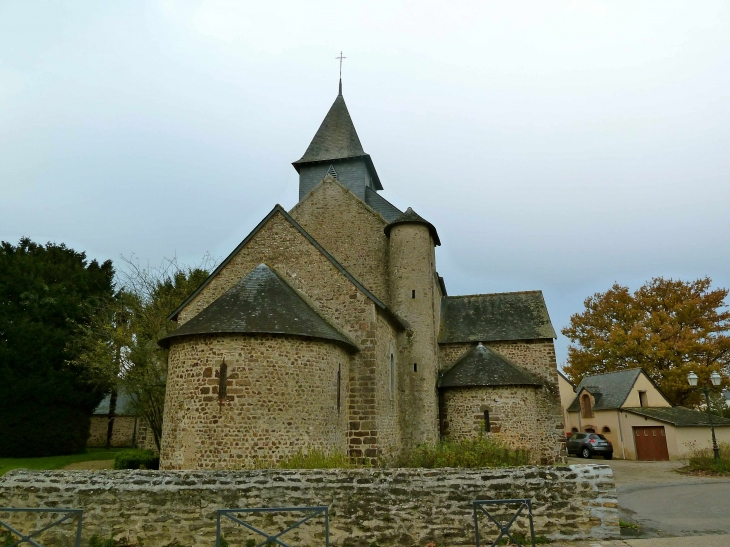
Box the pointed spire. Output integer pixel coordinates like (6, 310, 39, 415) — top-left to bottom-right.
(293, 93, 366, 164)
(339, 78, 342, 96)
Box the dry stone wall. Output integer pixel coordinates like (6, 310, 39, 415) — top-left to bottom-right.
(0, 465, 619, 546)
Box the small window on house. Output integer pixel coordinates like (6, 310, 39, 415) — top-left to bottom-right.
(571, 427, 579, 433)
(337, 364, 341, 413)
(639, 391, 648, 407)
(412, 290, 416, 299)
(602, 426, 611, 433)
(414, 363, 418, 373)
(584, 427, 596, 433)
(484, 410, 490, 433)
(580, 393, 594, 418)
(218, 360, 228, 401)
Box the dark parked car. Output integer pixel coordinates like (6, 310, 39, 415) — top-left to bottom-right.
(567, 432, 613, 459)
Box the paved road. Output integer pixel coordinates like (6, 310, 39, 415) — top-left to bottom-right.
(567, 457, 730, 539)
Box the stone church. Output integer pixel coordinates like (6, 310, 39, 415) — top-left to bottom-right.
(158, 80, 564, 469)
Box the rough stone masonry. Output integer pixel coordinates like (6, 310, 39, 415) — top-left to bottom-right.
(0, 465, 619, 546)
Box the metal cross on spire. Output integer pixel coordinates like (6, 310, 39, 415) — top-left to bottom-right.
(336, 51, 346, 79)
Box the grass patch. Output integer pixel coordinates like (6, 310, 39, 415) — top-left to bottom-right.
(619, 519, 641, 531)
(274, 449, 357, 469)
(681, 442, 730, 476)
(0, 448, 125, 477)
(496, 532, 551, 544)
(393, 437, 530, 468)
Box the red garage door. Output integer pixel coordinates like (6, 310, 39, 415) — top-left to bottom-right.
(634, 426, 669, 461)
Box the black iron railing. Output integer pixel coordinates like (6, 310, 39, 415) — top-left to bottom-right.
(215, 506, 329, 547)
(472, 498, 535, 547)
(0, 508, 83, 547)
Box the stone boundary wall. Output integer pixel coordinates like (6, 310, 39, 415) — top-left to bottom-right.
(0, 465, 619, 547)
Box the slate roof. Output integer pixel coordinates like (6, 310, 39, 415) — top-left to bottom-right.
(384, 208, 441, 246)
(439, 291, 556, 344)
(439, 343, 542, 388)
(292, 87, 382, 190)
(566, 369, 644, 412)
(167, 204, 406, 330)
(160, 264, 357, 350)
(364, 187, 402, 223)
(623, 406, 730, 427)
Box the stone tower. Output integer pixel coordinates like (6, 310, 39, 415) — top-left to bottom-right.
(385, 208, 442, 448)
(292, 80, 383, 202)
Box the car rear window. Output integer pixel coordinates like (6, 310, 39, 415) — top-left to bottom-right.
(589, 434, 607, 440)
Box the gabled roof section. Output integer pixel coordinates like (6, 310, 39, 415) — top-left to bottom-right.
(160, 264, 357, 350)
(623, 406, 730, 427)
(566, 368, 644, 412)
(167, 204, 406, 330)
(439, 291, 556, 344)
(292, 90, 382, 190)
(558, 370, 575, 388)
(439, 343, 542, 389)
(364, 187, 402, 223)
(384, 207, 441, 246)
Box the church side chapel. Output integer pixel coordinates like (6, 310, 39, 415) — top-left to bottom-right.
(158, 78, 564, 469)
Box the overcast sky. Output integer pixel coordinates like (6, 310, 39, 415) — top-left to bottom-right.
(2, 1, 729, 366)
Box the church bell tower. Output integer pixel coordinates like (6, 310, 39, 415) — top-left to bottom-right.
(292, 80, 383, 202)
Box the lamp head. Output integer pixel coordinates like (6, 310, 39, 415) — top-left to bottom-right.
(711, 371, 722, 387)
(687, 371, 699, 387)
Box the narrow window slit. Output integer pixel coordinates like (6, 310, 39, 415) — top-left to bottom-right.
(484, 410, 490, 433)
(412, 290, 416, 299)
(414, 363, 418, 373)
(337, 364, 341, 412)
(218, 360, 228, 401)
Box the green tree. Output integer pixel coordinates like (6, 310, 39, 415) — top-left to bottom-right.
(563, 277, 730, 407)
(0, 238, 114, 456)
(72, 255, 211, 451)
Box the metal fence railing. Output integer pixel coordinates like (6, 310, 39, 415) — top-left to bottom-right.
(472, 498, 535, 547)
(0, 508, 83, 547)
(215, 506, 329, 547)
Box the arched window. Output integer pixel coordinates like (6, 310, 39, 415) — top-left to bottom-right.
(571, 427, 578, 433)
(602, 426, 611, 433)
(580, 393, 594, 418)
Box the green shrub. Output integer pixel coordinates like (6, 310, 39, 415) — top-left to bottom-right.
(684, 441, 730, 476)
(88, 535, 116, 547)
(394, 437, 530, 468)
(113, 449, 159, 470)
(1, 530, 15, 547)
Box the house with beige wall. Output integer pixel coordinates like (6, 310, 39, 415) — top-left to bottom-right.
(558, 370, 575, 434)
(563, 368, 730, 460)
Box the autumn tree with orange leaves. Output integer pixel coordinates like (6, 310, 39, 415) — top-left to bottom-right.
(562, 277, 730, 407)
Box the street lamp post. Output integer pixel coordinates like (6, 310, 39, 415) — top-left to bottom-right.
(687, 370, 723, 460)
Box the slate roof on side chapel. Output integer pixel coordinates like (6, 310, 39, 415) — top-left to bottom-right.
(566, 368, 644, 412)
(439, 291, 556, 344)
(364, 187, 402, 223)
(160, 264, 357, 350)
(439, 343, 542, 388)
